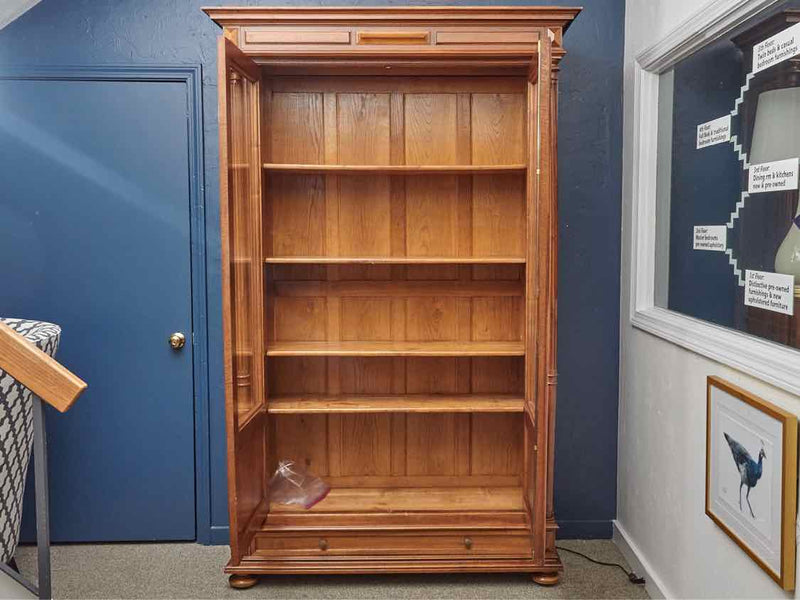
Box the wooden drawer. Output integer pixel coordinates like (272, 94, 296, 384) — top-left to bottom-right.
(252, 532, 531, 558)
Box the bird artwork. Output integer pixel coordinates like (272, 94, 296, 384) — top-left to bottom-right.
(724, 433, 766, 519)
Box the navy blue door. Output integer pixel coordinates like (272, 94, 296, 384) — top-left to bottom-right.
(0, 75, 196, 541)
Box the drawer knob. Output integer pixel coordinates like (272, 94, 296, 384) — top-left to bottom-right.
(464, 537, 473, 550)
(319, 538, 328, 551)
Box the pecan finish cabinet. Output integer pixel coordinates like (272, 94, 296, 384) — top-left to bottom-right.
(204, 6, 579, 588)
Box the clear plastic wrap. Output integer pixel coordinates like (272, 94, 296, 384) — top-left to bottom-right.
(268, 460, 331, 509)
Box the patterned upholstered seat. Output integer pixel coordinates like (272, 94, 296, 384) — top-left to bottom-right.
(0, 319, 60, 564)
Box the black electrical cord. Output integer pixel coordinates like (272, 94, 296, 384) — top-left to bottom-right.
(556, 545, 646, 585)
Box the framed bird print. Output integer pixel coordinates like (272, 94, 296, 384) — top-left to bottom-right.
(706, 376, 798, 590)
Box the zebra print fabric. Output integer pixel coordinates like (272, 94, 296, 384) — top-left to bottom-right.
(0, 319, 61, 563)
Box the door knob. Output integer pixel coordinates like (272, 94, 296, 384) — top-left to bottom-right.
(169, 332, 186, 350)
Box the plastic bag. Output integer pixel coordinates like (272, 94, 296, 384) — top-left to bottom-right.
(268, 460, 330, 509)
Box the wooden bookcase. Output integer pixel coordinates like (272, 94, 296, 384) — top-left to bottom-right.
(205, 6, 579, 588)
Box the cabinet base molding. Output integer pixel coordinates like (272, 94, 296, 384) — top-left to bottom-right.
(226, 556, 564, 576)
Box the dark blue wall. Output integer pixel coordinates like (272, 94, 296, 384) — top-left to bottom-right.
(668, 39, 742, 327)
(0, 0, 624, 541)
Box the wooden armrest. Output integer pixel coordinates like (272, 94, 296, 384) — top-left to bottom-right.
(0, 322, 87, 413)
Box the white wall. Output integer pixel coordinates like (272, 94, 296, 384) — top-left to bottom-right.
(0, 0, 40, 30)
(618, 1, 800, 598)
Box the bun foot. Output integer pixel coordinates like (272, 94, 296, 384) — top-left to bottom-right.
(229, 574, 259, 589)
(532, 571, 561, 586)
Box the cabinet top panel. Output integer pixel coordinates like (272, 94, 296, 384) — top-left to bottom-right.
(204, 6, 580, 72)
(203, 6, 581, 29)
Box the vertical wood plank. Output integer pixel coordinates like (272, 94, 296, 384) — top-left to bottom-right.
(390, 92, 407, 262)
(472, 414, 523, 475)
(455, 357, 471, 476)
(405, 94, 457, 165)
(406, 176, 458, 257)
(270, 175, 325, 257)
(472, 93, 525, 165)
(327, 355, 341, 476)
(337, 93, 391, 165)
(271, 92, 323, 163)
(338, 176, 392, 256)
(473, 174, 525, 257)
(455, 93, 473, 262)
(324, 92, 339, 259)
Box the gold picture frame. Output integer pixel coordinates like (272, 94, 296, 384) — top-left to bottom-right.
(706, 376, 798, 590)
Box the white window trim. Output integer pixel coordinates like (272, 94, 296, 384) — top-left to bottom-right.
(629, 0, 800, 396)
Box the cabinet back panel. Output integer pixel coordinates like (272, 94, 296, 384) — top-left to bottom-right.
(266, 265, 524, 343)
(263, 77, 526, 260)
(271, 412, 522, 481)
(269, 174, 325, 256)
(404, 94, 458, 165)
(338, 175, 392, 256)
(268, 355, 522, 481)
(337, 93, 391, 164)
(261, 75, 528, 498)
(471, 94, 526, 164)
(266, 78, 526, 166)
(270, 92, 324, 163)
(265, 174, 524, 259)
(472, 175, 525, 257)
(268, 356, 522, 396)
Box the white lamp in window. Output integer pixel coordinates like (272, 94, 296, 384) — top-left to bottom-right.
(749, 86, 800, 280)
(749, 86, 800, 283)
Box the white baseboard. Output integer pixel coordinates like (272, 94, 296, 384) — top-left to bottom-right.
(612, 520, 674, 599)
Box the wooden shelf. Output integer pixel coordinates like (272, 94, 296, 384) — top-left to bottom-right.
(265, 256, 525, 265)
(270, 486, 524, 513)
(266, 341, 525, 357)
(263, 163, 527, 175)
(260, 510, 529, 532)
(268, 394, 524, 414)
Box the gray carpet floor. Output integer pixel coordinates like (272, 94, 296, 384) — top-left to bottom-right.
(15, 540, 648, 599)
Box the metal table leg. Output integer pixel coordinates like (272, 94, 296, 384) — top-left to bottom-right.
(0, 395, 52, 599)
(32, 395, 51, 600)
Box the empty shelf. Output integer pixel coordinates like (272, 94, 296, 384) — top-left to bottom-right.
(270, 486, 525, 513)
(260, 510, 530, 532)
(265, 341, 525, 357)
(265, 256, 525, 265)
(263, 163, 527, 174)
(268, 394, 524, 414)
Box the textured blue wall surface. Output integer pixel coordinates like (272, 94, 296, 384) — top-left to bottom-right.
(0, 0, 624, 540)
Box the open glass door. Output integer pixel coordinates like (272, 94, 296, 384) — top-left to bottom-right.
(218, 36, 266, 564)
(524, 30, 558, 566)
